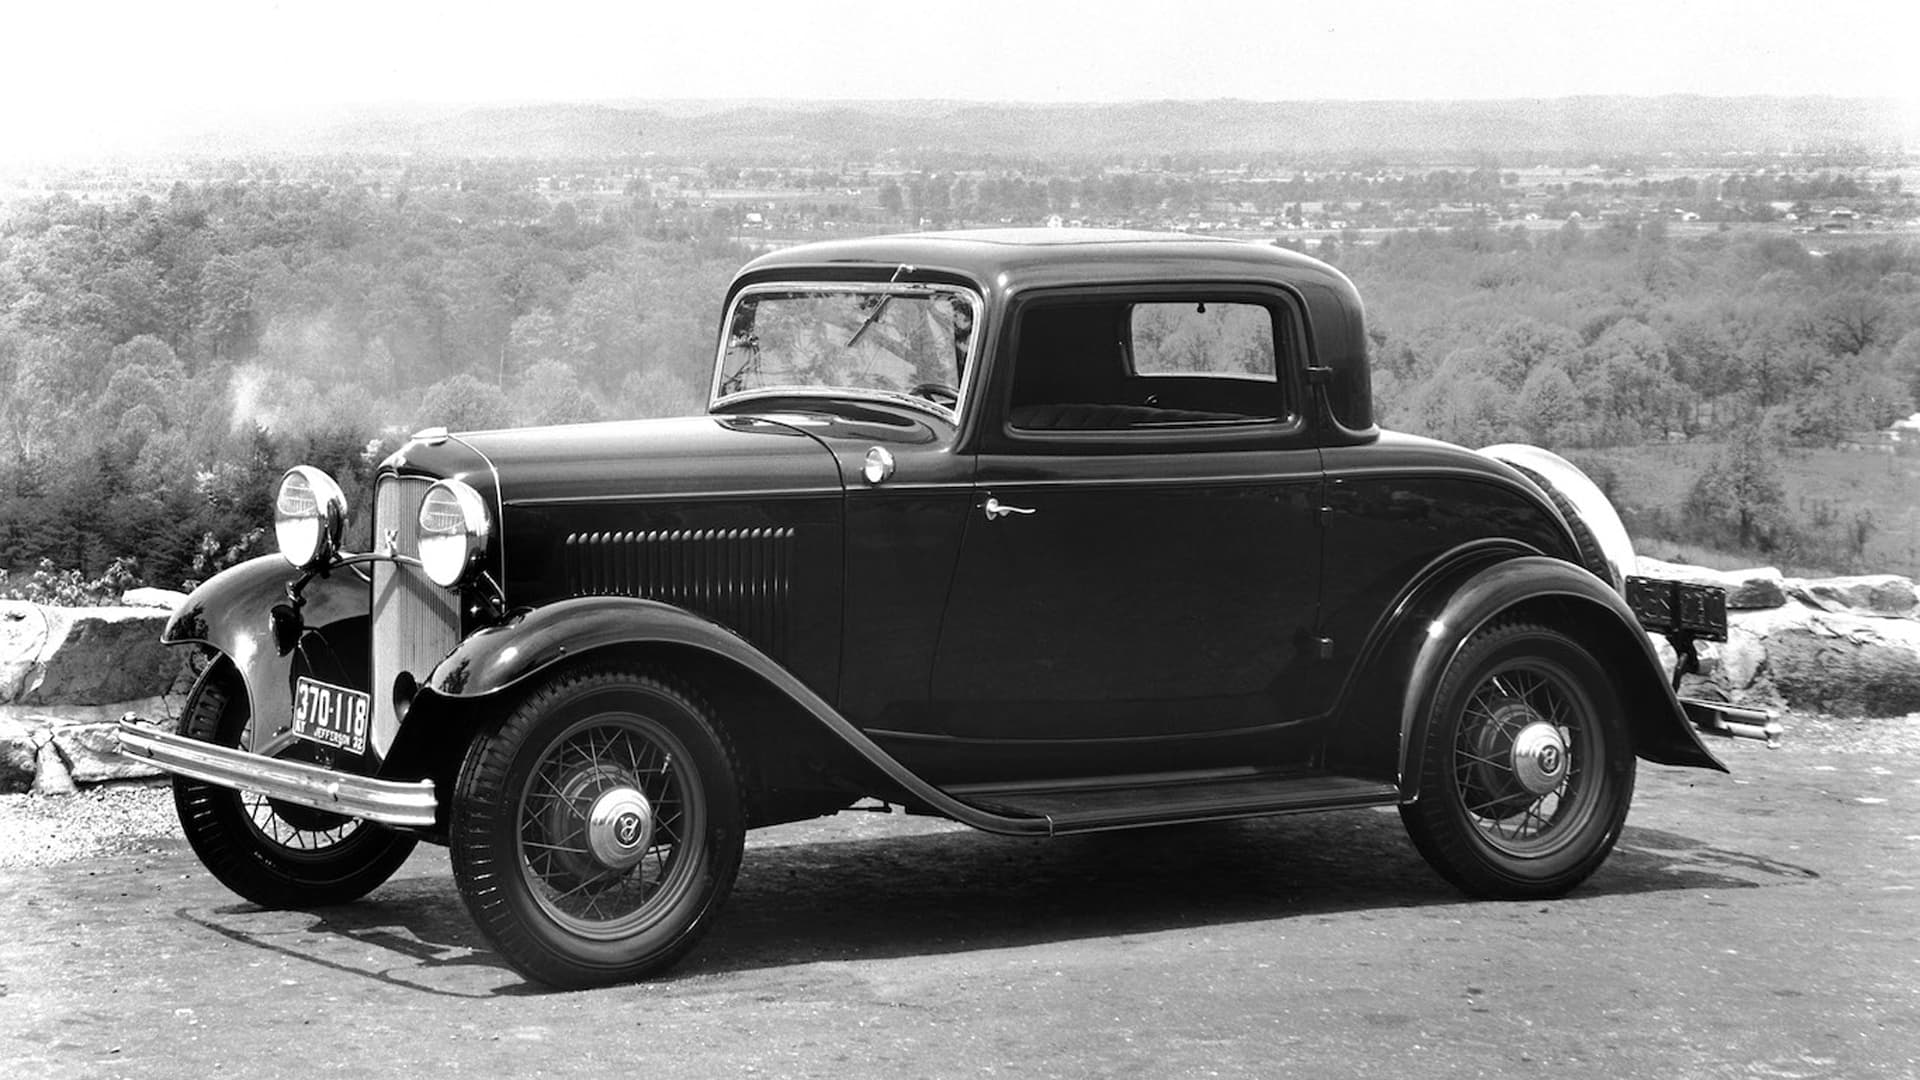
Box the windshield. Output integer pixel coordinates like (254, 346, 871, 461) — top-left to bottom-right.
(714, 284, 978, 410)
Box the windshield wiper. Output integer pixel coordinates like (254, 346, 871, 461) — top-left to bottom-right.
(845, 295, 892, 348)
(844, 263, 916, 348)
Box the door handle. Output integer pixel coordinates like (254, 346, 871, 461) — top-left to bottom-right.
(983, 497, 1036, 521)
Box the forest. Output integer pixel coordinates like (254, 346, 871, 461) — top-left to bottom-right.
(2, 166, 1919, 598)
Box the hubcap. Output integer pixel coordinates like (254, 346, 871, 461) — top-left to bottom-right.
(1510, 720, 1570, 796)
(586, 787, 655, 871)
(1452, 657, 1601, 855)
(514, 712, 705, 940)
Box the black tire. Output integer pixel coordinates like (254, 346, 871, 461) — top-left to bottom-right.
(1400, 620, 1635, 899)
(449, 666, 745, 989)
(172, 659, 418, 908)
(1511, 462, 1613, 586)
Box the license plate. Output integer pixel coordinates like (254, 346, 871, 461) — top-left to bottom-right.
(1625, 576, 1729, 642)
(292, 677, 372, 756)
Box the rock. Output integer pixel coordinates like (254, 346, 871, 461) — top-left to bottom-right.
(120, 587, 189, 611)
(30, 741, 76, 795)
(1634, 558, 1785, 609)
(2, 605, 179, 707)
(53, 721, 164, 783)
(0, 602, 53, 704)
(1761, 610, 1920, 717)
(0, 713, 35, 793)
(1784, 575, 1919, 618)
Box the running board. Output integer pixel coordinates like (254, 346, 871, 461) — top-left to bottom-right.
(945, 769, 1400, 835)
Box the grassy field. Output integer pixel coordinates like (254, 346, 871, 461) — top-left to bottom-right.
(1566, 443, 1920, 578)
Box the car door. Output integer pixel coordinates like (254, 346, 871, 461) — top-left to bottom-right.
(926, 292, 1327, 778)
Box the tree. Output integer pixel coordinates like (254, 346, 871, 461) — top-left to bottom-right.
(561, 272, 646, 390)
(417, 374, 511, 432)
(1687, 427, 1786, 551)
(1584, 320, 1681, 442)
(515, 359, 601, 427)
(1516, 363, 1582, 447)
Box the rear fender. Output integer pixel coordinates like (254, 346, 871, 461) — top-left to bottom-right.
(1395, 556, 1726, 802)
(162, 555, 372, 757)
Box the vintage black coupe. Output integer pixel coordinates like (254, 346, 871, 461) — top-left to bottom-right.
(119, 229, 1775, 988)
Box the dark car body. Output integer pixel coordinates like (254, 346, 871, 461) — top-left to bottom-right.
(121, 230, 1768, 987)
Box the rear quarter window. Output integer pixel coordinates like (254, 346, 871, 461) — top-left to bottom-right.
(1129, 302, 1275, 377)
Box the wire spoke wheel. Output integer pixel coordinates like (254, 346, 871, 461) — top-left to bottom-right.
(1451, 661, 1599, 857)
(451, 667, 743, 989)
(230, 713, 365, 854)
(1401, 620, 1635, 899)
(514, 714, 706, 941)
(171, 659, 417, 908)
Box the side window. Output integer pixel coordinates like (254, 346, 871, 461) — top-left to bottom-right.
(1130, 302, 1275, 378)
(1008, 299, 1286, 432)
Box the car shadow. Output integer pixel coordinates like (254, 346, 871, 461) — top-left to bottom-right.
(186, 808, 1819, 994)
(682, 811, 1818, 977)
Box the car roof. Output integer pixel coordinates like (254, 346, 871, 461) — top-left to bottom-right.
(736, 228, 1352, 294)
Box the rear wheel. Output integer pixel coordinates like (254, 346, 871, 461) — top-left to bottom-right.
(1400, 620, 1635, 898)
(449, 666, 745, 988)
(172, 660, 418, 908)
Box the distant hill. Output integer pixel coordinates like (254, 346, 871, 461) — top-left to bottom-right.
(140, 96, 1920, 164)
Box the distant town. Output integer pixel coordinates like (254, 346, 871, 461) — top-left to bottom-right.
(9, 149, 1917, 254)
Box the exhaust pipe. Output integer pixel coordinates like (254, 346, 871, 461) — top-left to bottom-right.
(1680, 698, 1782, 748)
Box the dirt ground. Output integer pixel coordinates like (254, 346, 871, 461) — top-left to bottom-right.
(2, 715, 1916, 1079)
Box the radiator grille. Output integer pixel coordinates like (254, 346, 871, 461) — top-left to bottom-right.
(371, 476, 461, 756)
(565, 527, 794, 657)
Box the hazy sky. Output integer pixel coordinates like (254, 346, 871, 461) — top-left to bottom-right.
(3, 0, 1915, 159)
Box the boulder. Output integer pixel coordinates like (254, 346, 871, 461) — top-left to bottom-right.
(1761, 610, 1920, 717)
(0, 713, 35, 793)
(54, 719, 164, 783)
(1, 603, 178, 706)
(1784, 575, 1919, 618)
(30, 741, 75, 795)
(1634, 558, 1785, 609)
(0, 602, 53, 704)
(121, 587, 189, 611)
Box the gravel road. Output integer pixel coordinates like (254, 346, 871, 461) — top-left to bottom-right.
(2, 711, 1913, 871)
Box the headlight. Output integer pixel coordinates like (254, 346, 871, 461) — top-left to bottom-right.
(417, 479, 491, 588)
(274, 467, 347, 571)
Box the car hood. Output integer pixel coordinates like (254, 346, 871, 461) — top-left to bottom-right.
(389, 414, 845, 506)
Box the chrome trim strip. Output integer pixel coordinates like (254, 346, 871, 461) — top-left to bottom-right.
(116, 723, 437, 828)
(506, 487, 842, 508)
(977, 473, 1318, 490)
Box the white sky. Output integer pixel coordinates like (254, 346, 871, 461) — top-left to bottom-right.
(2, 0, 1916, 159)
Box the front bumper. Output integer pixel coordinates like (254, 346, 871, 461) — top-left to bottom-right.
(116, 723, 438, 828)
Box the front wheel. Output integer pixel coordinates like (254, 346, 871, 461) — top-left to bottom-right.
(173, 660, 418, 908)
(1400, 620, 1635, 899)
(449, 666, 745, 988)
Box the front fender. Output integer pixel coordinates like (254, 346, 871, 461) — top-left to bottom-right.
(1397, 556, 1726, 801)
(163, 555, 372, 757)
(422, 596, 1053, 836)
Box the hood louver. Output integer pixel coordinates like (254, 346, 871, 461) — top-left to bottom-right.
(564, 528, 795, 659)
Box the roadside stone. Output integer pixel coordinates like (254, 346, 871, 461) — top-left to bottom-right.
(1634, 557, 1785, 609)
(0, 714, 35, 793)
(1764, 610, 1920, 717)
(6, 605, 178, 706)
(29, 741, 75, 795)
(1784, 574, 1919, 618)
(121, 587, 188, 610)
(0, 602, 53, 704)
(53, 721, 164, 783)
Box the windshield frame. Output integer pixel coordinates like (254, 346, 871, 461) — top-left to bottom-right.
(709, 280, 986, 422)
